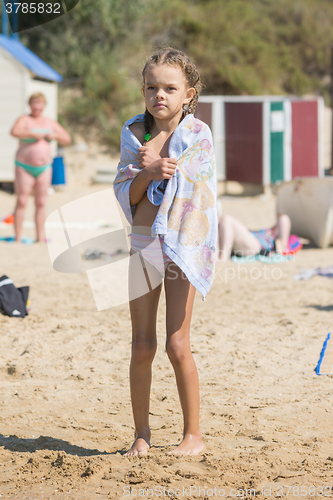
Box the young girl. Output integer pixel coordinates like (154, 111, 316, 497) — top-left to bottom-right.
(113, 48, 217, 456)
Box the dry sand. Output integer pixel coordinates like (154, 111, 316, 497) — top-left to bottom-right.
(0, 149, 332, 499)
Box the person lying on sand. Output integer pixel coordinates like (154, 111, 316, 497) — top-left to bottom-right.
(218, 213, 291, 261)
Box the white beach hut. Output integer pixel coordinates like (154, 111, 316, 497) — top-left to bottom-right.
(0, 34, 62, 182)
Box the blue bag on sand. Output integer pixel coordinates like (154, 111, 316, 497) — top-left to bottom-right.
(52, 156, 66, 185)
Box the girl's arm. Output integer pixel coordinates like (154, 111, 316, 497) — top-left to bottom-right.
(129, 169, 152, 206)
(10, 116, 44, 140)
(45, 121, 71, 146)
(130, 144, 160, 206)
(129, 157, 177, 206)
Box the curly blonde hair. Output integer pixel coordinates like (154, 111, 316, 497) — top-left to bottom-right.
(142, 48, 202, 134)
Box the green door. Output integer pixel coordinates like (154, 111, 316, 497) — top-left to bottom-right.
(270, 102, 284, 184)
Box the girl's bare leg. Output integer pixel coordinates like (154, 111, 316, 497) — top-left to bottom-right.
(274, 214, 291, 253)
(164, 263, 203, 455)
(14, 167, 35, 242)
(34, 167, 52, 242)
(126, 260, 162, 457)
(218, 214, 261, 261)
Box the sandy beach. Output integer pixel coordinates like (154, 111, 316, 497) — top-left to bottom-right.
(0, 150, 332, 499)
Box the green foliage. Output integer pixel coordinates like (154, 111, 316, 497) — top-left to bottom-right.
(151, 0, 333, 97)
(62, 48, 143, 147)
(13, 0, 333, 147)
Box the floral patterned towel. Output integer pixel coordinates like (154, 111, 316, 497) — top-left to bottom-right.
(113, 113, 218, 299)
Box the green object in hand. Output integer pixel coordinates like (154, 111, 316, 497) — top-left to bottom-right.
(144, 133, 151, 142)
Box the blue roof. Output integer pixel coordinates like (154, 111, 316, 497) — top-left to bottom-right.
(0, 35, 62, 82)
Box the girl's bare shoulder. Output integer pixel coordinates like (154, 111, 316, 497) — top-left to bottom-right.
(129, 121, 145, 144)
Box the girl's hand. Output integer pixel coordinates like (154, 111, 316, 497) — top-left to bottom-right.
(137, 146, 161, 169)
(143, 157, 177, 181)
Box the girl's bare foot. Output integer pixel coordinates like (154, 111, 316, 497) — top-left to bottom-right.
(125, 435, 150, 457)
(166, 433, 204, 456)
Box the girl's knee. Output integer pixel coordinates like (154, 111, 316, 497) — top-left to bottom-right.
(279, 213, 290, 223)
(166, 334, 191, 365)
(278, 214, 291, 231)
(132, 337, 157, 364)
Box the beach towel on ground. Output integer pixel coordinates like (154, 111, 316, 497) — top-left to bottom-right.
(0, 236, 35, 244)
(231, 253, 293, 264)
(294, 266, 333, 281)
(113, 113, 218, 299)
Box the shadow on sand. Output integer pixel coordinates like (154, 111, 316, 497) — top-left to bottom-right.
(299, 241, 320, 250)
(0, 433, 125, 456)
(305, 304, 333, 312)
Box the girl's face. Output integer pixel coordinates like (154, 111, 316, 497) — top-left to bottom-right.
(29, 98, 45, 117)
(143, 64, 195, 123)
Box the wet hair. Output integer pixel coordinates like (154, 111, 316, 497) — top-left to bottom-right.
(28, 92, 47, 105)
(142, 48, 202, 135)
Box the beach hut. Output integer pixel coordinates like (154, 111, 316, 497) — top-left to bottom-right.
(0, 34, 62, 182)
(195, 96, 325, 185)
